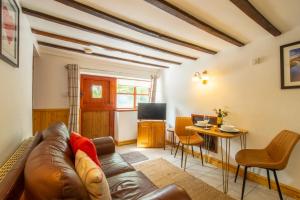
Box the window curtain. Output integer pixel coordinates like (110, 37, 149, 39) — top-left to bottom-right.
(150, 74, 158, 103)
(66, 64, 80, 132)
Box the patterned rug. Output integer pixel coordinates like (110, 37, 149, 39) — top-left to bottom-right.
(135, 158, 234, 200)
(121, 151, 149, 164)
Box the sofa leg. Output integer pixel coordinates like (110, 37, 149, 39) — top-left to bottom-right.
(235, 165, 240, 183)
(273, 170, 283, 200)
(241, 166, 248, 200)
(267, 169, 271, 189)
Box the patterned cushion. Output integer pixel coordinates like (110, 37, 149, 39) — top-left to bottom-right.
(75, 150, 111, 200)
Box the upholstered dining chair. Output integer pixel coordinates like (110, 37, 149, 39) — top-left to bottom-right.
(174, 117, 204, 171)
(235, 130, 300, 200)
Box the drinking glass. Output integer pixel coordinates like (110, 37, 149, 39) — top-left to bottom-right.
(203, 115, 209, 129)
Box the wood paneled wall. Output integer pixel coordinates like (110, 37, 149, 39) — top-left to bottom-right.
(81, 111, 110, 139)
(32, 109, 69, 134)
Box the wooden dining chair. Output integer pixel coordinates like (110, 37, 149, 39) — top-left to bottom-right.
(174, 117, 204, 170)
(235, 130, 300, 200)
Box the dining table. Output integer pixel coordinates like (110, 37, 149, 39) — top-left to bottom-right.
(185, 125, 248, 194)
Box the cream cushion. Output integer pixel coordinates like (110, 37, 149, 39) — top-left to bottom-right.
(75, 150, 111, 200)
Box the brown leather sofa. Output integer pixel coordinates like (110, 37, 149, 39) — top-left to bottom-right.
(22, 122, 191, 200)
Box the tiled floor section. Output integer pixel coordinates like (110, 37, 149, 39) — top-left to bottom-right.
(116, 144, 294, 200)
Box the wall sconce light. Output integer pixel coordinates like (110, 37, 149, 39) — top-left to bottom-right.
(84, 47, 93, 54)
(192, 70, 209, 84)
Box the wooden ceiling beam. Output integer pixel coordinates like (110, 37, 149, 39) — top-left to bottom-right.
(32, 29, 181, 65)
(145, 0, 244, 47)
(38, 41, 170, 69)
(54, 0, 217, 54)
(22, 7, 197, 60)
(230, 0, 281, 36)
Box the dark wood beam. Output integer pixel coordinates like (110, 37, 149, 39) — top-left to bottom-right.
(38, 41, 170, 69)
(54, 0, 217, 54)
(22, 7, 197, 60)
(32, 29, 181, 65)
(230, 0, 281, 36)
(144, 0, 244, 47)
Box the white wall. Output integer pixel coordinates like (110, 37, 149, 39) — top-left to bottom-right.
(115, 111, 138, 142)
(158, 27, 300, 188)
(33, 51, 158, 109)
(33, 51, 157, 142)
(0, 11, 34, 165)
(33, 53, 69, 109)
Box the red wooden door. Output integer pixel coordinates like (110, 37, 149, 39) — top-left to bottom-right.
(80, 75, 116, 138)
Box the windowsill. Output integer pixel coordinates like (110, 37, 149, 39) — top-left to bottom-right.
(115, 109, 137, 112)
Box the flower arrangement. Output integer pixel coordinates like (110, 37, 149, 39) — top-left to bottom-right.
(213, 108, 229, 118)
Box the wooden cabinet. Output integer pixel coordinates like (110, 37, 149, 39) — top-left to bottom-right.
(137, 121, 165, 148)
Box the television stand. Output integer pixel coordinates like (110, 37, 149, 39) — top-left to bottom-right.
(137, 120, 165, 148)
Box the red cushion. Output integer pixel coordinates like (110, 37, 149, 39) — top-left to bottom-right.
(70, 132, 101, 166)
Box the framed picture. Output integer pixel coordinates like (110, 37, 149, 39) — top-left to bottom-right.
(280, 41, 300, 89)
(0, 0, 19, 68)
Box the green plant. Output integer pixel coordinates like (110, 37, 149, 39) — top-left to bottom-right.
(213, 108, 229, 118)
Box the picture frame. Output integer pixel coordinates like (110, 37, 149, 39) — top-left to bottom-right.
(0, 0, 20, 68)
(280, 41, 300, 89)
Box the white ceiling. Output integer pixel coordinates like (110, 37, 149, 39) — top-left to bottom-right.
(20, 0, 300, 70)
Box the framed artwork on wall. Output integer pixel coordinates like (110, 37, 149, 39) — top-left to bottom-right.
(0, 0, 20, 68)
(280, 41, 300, 89)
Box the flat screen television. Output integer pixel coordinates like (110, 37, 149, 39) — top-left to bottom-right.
(138, 103, 166, 120)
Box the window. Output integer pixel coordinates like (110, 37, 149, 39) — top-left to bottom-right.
(91, 85, 102, 98)
(117, 79, 151, 109)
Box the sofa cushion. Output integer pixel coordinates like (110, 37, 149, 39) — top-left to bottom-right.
(107, 171, 157, 200)
(100, 153, 135, 178)
(75, 150, 111, 200)
(24, 123, 90, 200)
(70, 132, 101, 166)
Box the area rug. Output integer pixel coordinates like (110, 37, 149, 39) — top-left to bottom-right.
(121, 151, 149, 164)
(135, 158, 234, 200)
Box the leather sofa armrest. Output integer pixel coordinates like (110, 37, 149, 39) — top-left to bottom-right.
(91, 136, 115, 155)
(138, 184, 191, 200)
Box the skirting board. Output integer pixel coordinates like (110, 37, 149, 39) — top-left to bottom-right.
(181, 146, 300, 199)
(115, 139, 137, 146)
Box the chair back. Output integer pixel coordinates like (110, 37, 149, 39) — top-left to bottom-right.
(266, 130, 300, 170)
(175, 117, 193, 137)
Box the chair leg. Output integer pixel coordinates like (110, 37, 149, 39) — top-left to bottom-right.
(181, 144, 185, 168)
(170, 134, 173, 154)
(184, 145, 189, 171)
(266, 169, 271, 189)
(164, 132, 166, 151)
(170, 132, 174, 154)
(241, 166, 248, 200)
(199, 145, 204, 166)
(192, 145, 194, 157)
(273, 170, 283, 200)
(235, 165, 240, 183)
(174, 141, 180, 158)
